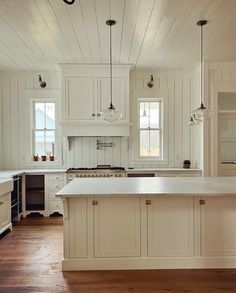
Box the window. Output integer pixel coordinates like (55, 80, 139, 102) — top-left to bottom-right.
(33, 102, 56, 157)
(139, 100, 162, 158)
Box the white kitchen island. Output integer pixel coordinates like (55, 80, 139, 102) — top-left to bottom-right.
(56, 177, 236, 271)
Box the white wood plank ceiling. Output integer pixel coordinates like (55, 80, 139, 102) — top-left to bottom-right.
(0, 0, 235, 71)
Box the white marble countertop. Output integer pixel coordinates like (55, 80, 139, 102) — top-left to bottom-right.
(0, 169, 67, 178)
(125, 168, 201, 173)
(56, 177, 236, 197)
(0, 178, 13, 196)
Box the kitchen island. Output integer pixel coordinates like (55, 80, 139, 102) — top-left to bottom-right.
(56, 177, 236, 271)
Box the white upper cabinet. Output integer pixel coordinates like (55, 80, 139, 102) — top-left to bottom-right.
(60, 64, 131, 136)
(66, 77, 95, 121)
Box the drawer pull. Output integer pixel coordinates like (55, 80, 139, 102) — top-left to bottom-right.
(92, 200, 98, 206)
(0, 202, 3, 206)
(199, 199, 205, 205)
(145, 199, 152, 205)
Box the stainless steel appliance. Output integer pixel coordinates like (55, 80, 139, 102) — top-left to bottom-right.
(67, 165, 126, 182)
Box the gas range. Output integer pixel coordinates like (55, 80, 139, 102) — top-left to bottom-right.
(67, 165, 126, 181)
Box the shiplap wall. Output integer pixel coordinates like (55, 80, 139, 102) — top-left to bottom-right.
(129, 70, 202, 168)
(206, 62, 236, 176)
(1, 71, 61, 169)
(0, 73, 2, 169)
(0, 69, 202, 169)
(67, 137, 129, 168)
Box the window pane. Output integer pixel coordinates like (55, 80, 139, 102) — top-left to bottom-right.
(140, 102, 150, 128)
(150, 102, 160, 128)
(140, 130, 149, 156)
(35, 131, 45, 155)
(35, 103, 45, 129)
(45, 131, 55, 155)
(150, 130, 160, 157)
(45, 103, 55, 129)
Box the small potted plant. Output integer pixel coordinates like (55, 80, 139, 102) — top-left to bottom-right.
(183, 160, 191, 169)
(33, 154, 39, 161)
(49, 155, 55, 161)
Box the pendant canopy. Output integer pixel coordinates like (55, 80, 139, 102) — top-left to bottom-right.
(190, 20, 213, 124)
(102, 20, 122, 122)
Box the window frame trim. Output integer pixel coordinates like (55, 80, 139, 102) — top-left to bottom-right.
(32, 101, 56, 157)
(138, 98, 163, 159)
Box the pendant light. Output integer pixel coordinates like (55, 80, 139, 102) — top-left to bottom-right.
(102, 20, 122, 122)
(191, 20, 213, 122)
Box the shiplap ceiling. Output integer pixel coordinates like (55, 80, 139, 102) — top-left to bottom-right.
(0, 0, 236, 71)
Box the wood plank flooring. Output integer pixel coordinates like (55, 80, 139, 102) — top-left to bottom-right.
(1, 218, 236, 292)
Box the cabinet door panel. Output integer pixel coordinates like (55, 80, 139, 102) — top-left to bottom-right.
(94, 196, 141, 258)
(69, 198, 87, 258)
(201, 197, 236, 256)
(66, 77, 94, 120)
(98, 78, 126, 120)
(0, 193, 10, 230)
(148, 196, 194, 257)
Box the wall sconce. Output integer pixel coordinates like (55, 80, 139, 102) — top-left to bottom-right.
(147, 75, 154, 88)
(38, 75, 47, 88)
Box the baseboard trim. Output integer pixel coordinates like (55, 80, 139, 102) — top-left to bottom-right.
(62, 256, 236, 271)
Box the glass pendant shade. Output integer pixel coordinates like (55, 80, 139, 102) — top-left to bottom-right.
(102, 19, 122, 122)
(192, 102, 213, 122)
(103, 103, 122, 122)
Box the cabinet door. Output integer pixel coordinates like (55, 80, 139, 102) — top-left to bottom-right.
(94, 196, 141, 258)
(66, 77, 95, 120)
(69, 198, 87, 258)
(0, 193, 11, 231)
(201, 197, 236, 256)
(147, 196, 194, 257)
(98, 77, 127, 120)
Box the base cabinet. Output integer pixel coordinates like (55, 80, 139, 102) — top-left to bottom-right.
(0, 192, 11, 234)
(94, 196, 141, 258)
(62, 195, 236, 270)
(46, 173, 66, 215)
(201, 196, 236, 256)
(147, 197, 194, 257)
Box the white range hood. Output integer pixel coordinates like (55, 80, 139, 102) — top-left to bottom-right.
(59, 64, 132, 137)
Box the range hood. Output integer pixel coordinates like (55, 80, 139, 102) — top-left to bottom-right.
(59, 64, 132, 137)
(60, 121, 130, 137)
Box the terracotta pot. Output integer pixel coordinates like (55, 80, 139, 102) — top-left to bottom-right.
(33, 155, 39, 161)
(183, 163, 190, 169)
(49, 155, 55, 161)
(41, 155, 47, 161)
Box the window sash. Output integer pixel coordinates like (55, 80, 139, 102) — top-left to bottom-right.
(33, 102, 56, 156)
(138, 100, 162, 158)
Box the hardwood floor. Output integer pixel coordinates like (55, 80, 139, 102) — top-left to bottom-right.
(1, 218, 236, 293)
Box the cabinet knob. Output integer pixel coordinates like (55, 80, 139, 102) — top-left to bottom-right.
(92, 200, 98, 206)
(199, 199, 205, 205)
(92, 113, 96, 117)
(0, 202, 3, 206)
(145, 199, 152, 205)
(97, 113, 101, 117)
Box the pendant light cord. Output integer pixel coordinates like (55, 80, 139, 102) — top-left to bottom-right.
(200, 23, 203, 105)
(109, 23, 113, 108)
